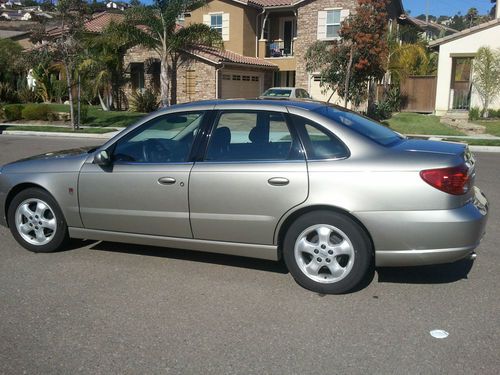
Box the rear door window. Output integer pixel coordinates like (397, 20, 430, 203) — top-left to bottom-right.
(204, 111, 303, 161)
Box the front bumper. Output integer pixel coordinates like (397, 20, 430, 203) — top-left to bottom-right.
(355, 187, 489, 267)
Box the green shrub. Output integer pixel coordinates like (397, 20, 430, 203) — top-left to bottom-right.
(0, 82, 18, 103)
(129, 89, 159, 113)
(469, 107, 480, 121)
(369, 101, 393, 121)
(3, 104, 24, 121)
(21, 104, 52, 121)
(17, 87, 40, 104)
(487, 109, 500, 118)
(79, 105, 89, 124)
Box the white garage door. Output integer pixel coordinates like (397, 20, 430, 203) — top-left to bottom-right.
(220, 70, 263, 99)
(309, 75, 335, 102)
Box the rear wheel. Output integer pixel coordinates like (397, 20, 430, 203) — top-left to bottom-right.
(283, 211, 372, 294)
(8, 188, 69, 253)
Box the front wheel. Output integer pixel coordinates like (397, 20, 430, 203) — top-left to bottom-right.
(283, 211, 372, 294)
(8, 188, 69, 253)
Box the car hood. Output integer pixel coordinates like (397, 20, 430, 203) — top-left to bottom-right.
(1, 146, 97, 174)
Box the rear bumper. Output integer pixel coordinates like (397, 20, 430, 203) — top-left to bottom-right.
(355, 187, 489, 267)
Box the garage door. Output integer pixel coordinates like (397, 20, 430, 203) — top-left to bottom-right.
(220, 70, 263, 99)
(309, 75, 335, 102)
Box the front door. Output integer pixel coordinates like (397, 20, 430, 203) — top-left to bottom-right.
(78, 111, 206, 238)
(189, 110, 308, 245)
(450, 57, 473, 110)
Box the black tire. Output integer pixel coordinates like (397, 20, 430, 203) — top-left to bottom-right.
(7, 187, 69, 253)
(283, 210, 372, 294)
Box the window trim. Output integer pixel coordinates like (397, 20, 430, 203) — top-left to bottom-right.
(198, 109, 305, 163)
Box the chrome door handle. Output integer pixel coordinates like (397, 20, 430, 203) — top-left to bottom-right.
(268, 177, 289, 186)
(158, 177, 176, 185)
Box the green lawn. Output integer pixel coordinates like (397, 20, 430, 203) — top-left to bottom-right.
(473, 120, 500, 136)
(0, 125, 117, 134)
(45, 104, 146, 128)
(384, 113, 464, 136)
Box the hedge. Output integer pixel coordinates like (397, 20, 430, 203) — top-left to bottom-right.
(21, 104, 52, 121)
(3, 104, 24, 121)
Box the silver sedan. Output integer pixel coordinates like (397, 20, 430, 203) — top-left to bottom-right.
(0, 100, 489, 294)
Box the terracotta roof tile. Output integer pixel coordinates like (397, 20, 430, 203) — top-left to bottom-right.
(189, 46, 277, 68)
(248, 0, 294, 7)
(85, 12, 124, 33)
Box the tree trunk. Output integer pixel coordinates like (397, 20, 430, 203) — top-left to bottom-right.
(344, 44, 355, 108)
(160, 56, 169, 107)
(483, 97, 489, 118)
(98, 92, 109, 111)
(170, 56, 178, 105)
(64, 62, 76, 130)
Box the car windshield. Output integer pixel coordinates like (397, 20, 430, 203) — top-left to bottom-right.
(262, 89, 292, 97)
(315, 106, 404, 147)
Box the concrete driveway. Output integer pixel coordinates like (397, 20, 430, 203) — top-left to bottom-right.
(0, 135, 498, 374)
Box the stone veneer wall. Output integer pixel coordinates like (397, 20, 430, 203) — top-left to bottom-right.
(177, 56, 217, 103)
(294, 0, 357, 89)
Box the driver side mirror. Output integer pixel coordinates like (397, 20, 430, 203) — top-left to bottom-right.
(94, 150, 111, 166)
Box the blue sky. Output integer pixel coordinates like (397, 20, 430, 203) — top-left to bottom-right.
(403, 0, 493, 16)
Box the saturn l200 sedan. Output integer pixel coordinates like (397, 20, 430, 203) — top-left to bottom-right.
(0, 100, 489, 293)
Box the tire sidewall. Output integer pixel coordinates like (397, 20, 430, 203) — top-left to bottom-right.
(283, 210, 372, 294)
(7, 188, 68, 253)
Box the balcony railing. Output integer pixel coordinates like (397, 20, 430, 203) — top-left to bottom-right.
(265, 40, 294, 58)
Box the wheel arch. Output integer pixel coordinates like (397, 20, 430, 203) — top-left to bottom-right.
(275, 205, 375, 260)
(5, 183, 50, 227)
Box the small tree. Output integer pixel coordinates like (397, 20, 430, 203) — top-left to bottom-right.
(305, 0, 389, 108)
(472, 46, 500, 118)
(30, 0, 90, 129)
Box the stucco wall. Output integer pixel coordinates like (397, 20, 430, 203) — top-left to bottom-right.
(186, 0, 257, 56)
(435, 23, 500, 115)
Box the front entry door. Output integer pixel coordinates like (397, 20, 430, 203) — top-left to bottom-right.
(189, 110, 308, 245)
(78, 111, 206, 238)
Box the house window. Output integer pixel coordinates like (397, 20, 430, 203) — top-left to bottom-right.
(210, 13, 223, 35)
(232, 75, 241, 81)
(251, 76, 259, 82)
(242, 76, 250, 81)
(326, 10, 341, 38)
(186, 70, 196, 99)
(130, 63, 145, 91)
(222, 74, 231, 80)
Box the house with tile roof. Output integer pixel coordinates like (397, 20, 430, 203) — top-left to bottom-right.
(124, 0, 405, 104)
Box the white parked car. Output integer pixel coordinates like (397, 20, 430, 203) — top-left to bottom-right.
(260, 87, 311, 99)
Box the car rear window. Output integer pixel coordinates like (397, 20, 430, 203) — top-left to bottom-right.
(262, 89, 292, 97)
(315, 106, 403, 147)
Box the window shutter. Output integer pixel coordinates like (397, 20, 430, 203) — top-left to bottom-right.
(203, 14, 210, 26)
(222, 13, 230, 41)
(340, 9, 350, 23)
(317, 11, 326, 40)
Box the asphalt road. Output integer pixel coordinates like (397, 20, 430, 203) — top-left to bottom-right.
(0, 135, 498, 374)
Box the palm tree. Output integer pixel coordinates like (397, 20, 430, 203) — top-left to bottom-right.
(110, 0, 222, 106)
(79, 33, 128, 111)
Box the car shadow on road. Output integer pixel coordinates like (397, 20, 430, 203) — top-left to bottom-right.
(89, 241, 289, 274)
(376, 258, 474, 284)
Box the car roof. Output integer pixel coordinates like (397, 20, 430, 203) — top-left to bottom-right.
(165, 98, 328, 112)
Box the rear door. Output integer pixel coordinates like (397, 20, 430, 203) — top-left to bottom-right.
(189, 109, 308, 245)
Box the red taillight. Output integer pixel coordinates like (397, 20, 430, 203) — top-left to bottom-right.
(420, 165, 471, 195)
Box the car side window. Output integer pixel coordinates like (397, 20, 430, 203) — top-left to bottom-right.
(291, 114, 349, 160)
(113, 112, 204, 163)
(205, 111, 303, 161)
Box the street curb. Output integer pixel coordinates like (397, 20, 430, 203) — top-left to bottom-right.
(2, 130, 118, 139)
(468, 146, 500, 153)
